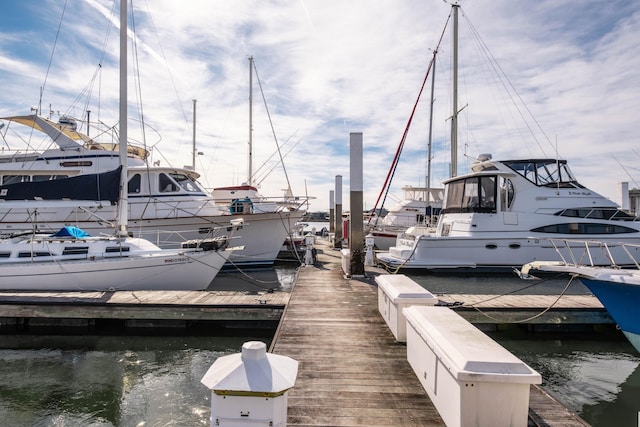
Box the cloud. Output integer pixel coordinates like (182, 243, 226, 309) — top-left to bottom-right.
(0, 0, 639, 212)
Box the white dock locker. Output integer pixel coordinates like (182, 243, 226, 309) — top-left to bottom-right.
(376, 274, 438, 342)
(404, 306, 541, 427)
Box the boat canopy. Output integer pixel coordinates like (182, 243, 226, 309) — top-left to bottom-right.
(0, 166, 121, 203)
(1, 115, 149, 160)
(1, 115, 91, 149)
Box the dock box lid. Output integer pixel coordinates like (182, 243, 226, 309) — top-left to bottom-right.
(405, 306, 541, 384)
(375, 274, 438, 304)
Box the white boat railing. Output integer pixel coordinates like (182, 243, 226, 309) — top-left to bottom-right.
(547, 238, 640, 269)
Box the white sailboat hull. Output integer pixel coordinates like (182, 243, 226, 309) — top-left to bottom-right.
(0, 202, 305, 267)
(0, 237, 232, 291)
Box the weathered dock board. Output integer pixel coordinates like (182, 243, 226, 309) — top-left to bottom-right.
(438, 293, 611, 326)
(271, 240, 590, 426)
(271, 254, 446, 426)
(0, 290, 289, 334)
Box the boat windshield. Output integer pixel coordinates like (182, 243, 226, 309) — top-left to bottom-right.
(503, 160, 584, 188)
(169, 173, 205, 193)
(442, 175, 497, 214)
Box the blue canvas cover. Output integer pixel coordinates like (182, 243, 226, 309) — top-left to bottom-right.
(51, 226, 90, 238)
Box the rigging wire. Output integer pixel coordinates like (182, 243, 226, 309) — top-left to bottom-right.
(251, 59, 294, 197)
(461, 9, 554, 157)
(368, 11, 452, 228)
(38, 0, 69, 115)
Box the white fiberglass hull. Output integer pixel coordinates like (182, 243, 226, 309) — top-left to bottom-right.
(377, 235, 640, 271)
(0, 206, 304, 267)
(0, 247, 231, 291)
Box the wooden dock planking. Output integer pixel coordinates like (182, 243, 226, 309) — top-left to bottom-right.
(271, 256, 447, 426)
(438, 293, 611, 326)
(0, 290, 289, 326)
(271, 240, 590, 426)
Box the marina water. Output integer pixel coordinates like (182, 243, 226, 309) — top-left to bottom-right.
(0, 266, 637, 426)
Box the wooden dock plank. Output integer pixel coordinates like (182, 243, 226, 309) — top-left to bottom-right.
(270, 252, 446, 426)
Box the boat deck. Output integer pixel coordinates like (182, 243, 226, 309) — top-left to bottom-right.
(270, 239, 591, 426)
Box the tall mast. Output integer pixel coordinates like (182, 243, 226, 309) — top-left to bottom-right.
(427, 51, 436, 221)
(117, 0, 128, 236)
(192, 99, 197, 170)
(248, 56, 254, 185)
(450, 3, 459, 178)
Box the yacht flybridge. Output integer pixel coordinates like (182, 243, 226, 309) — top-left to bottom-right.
(377, 154, 640, 271)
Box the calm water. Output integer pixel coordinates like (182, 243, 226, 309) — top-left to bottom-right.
(0, 266, 638, 426)
(0, 335, 262, 426)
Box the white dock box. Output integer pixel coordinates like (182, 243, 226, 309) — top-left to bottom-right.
(201, 341, 298, 427)
(375, 274, 438, 342)
(404, 306, 541, 427)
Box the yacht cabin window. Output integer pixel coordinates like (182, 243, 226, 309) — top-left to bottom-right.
(2, 175, 29, 185)
(443, 176, 497, 214)
(169, 173, 202, 192)
(1, 174, 69, 184)
(128, 174, 141, 194)
(503, 160, 584, 188)
(159, 173, 179, 192)
(500, 178, 514, 211)
(531, 223, 638, 234)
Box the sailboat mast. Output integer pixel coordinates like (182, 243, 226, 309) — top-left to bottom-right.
(192, 99, 197, 170)
(117, 0, 128, 237)
(248, 56, 254, 186)
(427, 51, 436, 222)
(450, 3, 459, 178)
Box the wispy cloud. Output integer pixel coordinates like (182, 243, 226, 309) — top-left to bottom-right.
(0, 0, 638, 211)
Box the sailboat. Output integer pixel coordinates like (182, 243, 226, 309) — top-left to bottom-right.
(376, 4, 640, 272)
(0, 0, 241, 291)
(0, 55, 305, 271)
(211, 56, 305, 213)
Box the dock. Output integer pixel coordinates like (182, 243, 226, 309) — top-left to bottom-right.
(270, 239, 591, 426)
(0, 289, 288, 335)
(0, 239, 608, 425)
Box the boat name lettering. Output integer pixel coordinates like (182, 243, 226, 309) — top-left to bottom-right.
(164, 257, 189, 264)
(568, 191, 592, 196)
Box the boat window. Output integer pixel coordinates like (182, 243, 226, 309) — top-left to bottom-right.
(504, 160, 584, 188)
(443, 176, 497, 214)
(2, 175, 30, 185)
(500, 178, 514, 210)
(555, 208, 637, 221)
(159, 173, 179, 192)
(531, 223, 639, 234)
(0, 252, 10, 258)
(62, 247, 89, 255)
(128, 173, 141, 194)
(105, 246, 131, 253)
(18, 251, 52, 257)
(462, 177, 479, 208)
(170, 173, 203, 192)
(445, 180, 464, 210)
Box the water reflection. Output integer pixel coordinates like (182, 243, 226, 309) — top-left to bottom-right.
(488, 326, 640, 427)
(0, 336, 265, 426)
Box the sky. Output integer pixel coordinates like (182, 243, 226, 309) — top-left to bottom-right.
(0, 0, 639, 212)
